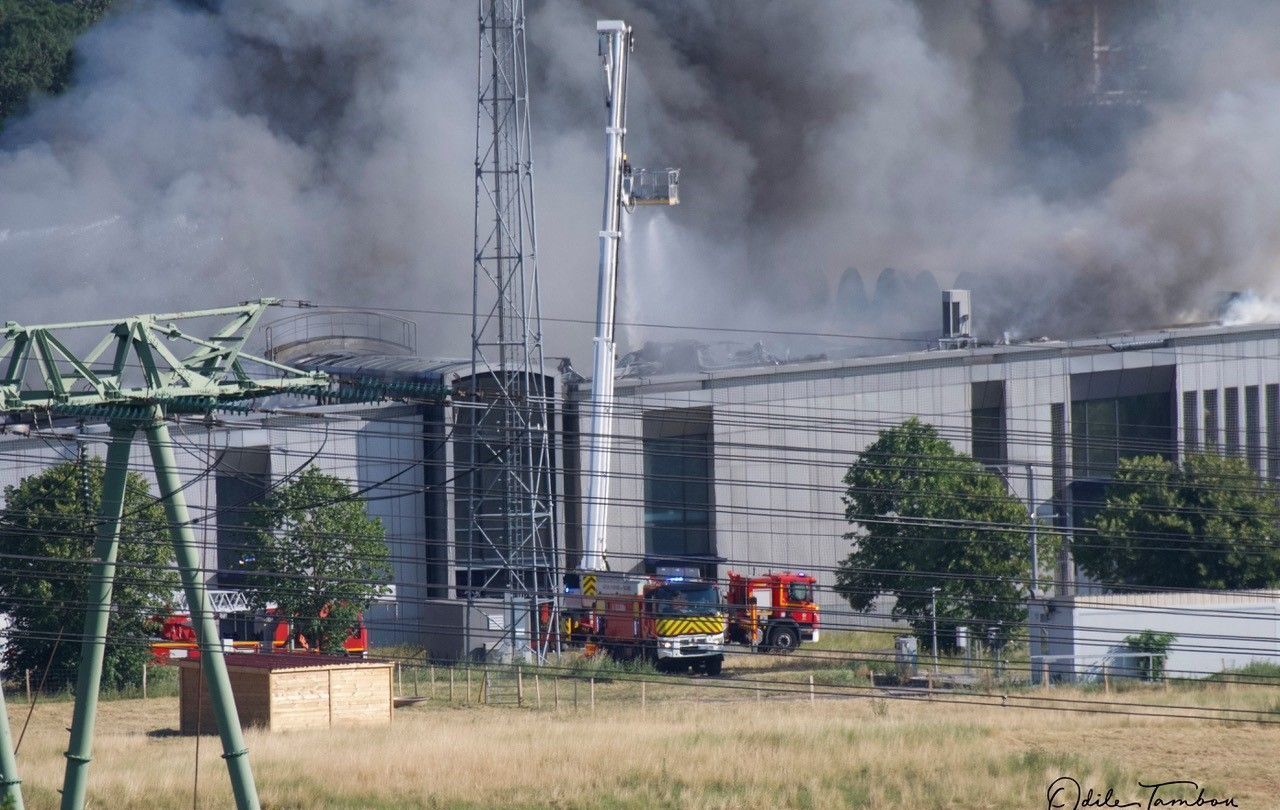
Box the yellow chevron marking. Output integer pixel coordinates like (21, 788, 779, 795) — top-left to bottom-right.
(655, 615, 725, 637)
(582, 574, 597, 596)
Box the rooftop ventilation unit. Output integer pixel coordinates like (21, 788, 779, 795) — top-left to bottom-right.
(940, 289, 974, 349)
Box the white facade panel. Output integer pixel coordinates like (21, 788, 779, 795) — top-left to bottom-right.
(591, 323, 1280, 631)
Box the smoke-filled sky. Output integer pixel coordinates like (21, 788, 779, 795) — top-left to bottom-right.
(4, 1, 1280, 362)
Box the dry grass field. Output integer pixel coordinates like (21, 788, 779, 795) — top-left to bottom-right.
(6, 656, 1279, 810)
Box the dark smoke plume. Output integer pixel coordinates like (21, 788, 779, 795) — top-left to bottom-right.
(3, 1, 1280, 360)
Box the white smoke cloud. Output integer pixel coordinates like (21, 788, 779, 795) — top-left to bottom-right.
(1221, 291, 1280, 327)
(4, 1, 1280, 363)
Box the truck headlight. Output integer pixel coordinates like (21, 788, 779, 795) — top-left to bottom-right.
(660, 640, 674, 648)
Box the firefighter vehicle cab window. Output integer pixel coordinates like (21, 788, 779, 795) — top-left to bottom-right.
(650, 583, 719, 616)
(787, 582, 813, 603)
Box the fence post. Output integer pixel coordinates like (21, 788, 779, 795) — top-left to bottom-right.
(430, 665, 435, 699)
(142, 662, 148, 700)
(413, 664, 419, 697)
(590, 677, 595, 712)
(573, 679, 578, 711)
(396, 663, 402, 697)
(554, 677, 560, 711)
(641, 680, 646, 711)
(449, 667, 455, 702)
(1041, 661, 1049, 688)
(467, 666, 472, 704)
(482, 670, 489, 705)
(517, 666, 524, 707)
(535, 673, 541, 709)
(24, 671, 30, 705)
(1102, 662, 1109, 694)
(809, 675, 815, 704)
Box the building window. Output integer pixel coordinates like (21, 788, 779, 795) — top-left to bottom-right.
(424, 406, 450, 599)
(1268, 384, 1280, 481)
(643, 408, 714, 562)
(1071, 392, 1172, 479)
(451, 376, 556, 598)
(1051, 402, 1068, 524)
(1224, 387, 1241, 456)
(1203, 389, 1219, 452)
(971, 381, 1006, 466)
(215, 447, 271, 588)
(560, 399, 583, 577)
(1182, 390, 1198, 453)
(1245, 386, 1261, 473)
(452, 402, 505, 570)
(1072, 399, 1115, 476)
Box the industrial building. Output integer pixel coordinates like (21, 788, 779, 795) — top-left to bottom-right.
(562, 294, 1280, 643)
(3, 299, 1279, 671)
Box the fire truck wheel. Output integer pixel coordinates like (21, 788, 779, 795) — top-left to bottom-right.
(768, 625, 798, 653)
(705, 656, 723, 677)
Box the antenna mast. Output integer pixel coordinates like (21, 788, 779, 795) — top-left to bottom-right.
(465, 0, 558, 662)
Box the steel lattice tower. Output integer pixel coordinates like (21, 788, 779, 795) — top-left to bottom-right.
(464, 0, 558, 662)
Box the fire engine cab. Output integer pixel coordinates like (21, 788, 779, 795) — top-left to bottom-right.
(725, 571, 820, 653)
(579, 568, 726, 675)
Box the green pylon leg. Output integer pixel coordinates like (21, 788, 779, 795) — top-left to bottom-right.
(0, 672, 25, 810)
(60, 424, 134, 810)
(145, 415, 260, 810)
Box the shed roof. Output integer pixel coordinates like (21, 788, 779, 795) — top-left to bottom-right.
(176, 654, 390, 672)
(1068, 589, 1280, 609)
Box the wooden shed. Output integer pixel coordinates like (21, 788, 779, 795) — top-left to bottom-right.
(177, 654, 393, 734)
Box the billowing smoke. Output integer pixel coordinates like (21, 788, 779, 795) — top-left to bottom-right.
(1221, 292, 1280, 327)
(0, 0, 481, 350)
(3, 1, 1280, 361)
(579, 0, 1280, 345)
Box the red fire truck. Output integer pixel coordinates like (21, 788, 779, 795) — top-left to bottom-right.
(150, 591, 368, 662)
(570, 569, 726, 675)
(725, 570, 820, 653)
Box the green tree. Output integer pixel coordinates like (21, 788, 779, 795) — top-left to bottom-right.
(0, 456, 176, 690)
(1080, 453, 1280, 589)
(244, 467, 390, 653)
(0, 1, 113, 124)
(834, 419, 1030, 650)
(1123, 630, 1176, 681)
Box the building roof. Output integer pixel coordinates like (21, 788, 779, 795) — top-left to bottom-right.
(574, 320, 1280, 397)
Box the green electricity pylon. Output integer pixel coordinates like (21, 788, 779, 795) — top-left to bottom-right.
(0, 299, 327, 810)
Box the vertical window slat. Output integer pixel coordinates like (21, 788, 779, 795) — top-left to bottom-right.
(1246, 385, 1261, 473)
(1203, 389, 1219, 452)
(1225, 387, 1241, 456)
(1182, 390, 1199, 454)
